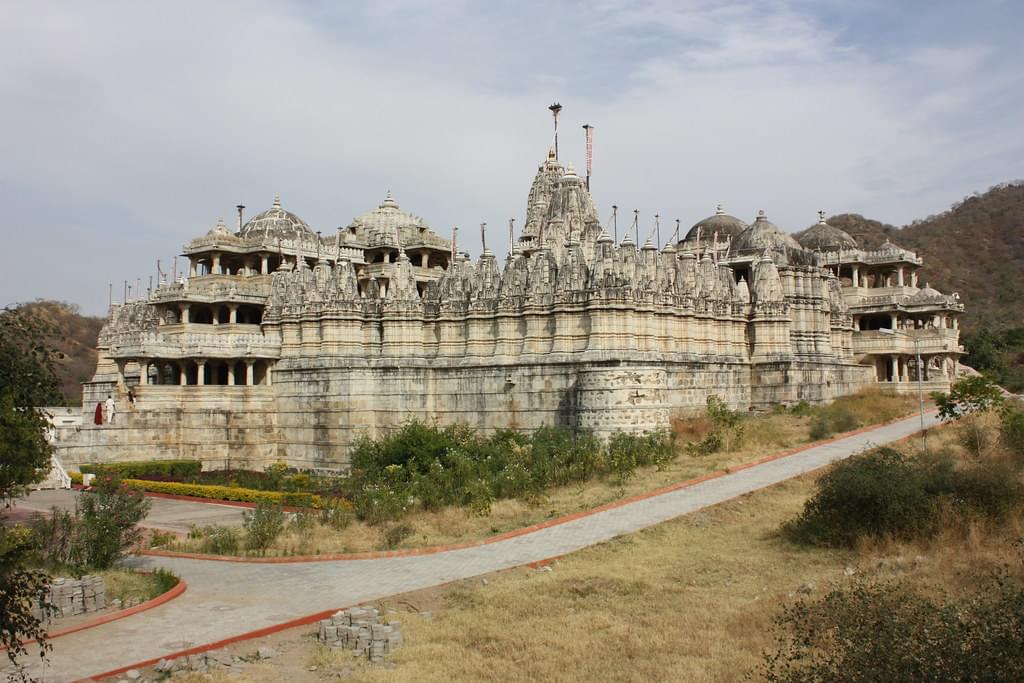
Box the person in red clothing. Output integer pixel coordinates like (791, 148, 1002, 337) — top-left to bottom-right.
(94, 401, 103, 425)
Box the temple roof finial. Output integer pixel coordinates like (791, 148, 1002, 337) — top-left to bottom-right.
(715, 203, 725, 216)
(272, 194, 281, 208)
(818, 210, 827, 224)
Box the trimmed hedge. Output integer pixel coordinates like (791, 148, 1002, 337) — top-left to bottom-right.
(81, 459, 202, 479)
(121, 479, 322, 508)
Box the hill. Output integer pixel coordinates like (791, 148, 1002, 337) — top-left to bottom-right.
(18, 300, 103, 406)
(828, 181, 1024, 333)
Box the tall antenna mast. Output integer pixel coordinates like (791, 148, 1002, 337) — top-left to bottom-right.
(582, 124, 593, 191)
(612, 205, 618, 243)
(548, 102, 563, 160)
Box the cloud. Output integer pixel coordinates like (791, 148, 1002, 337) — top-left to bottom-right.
(0, 1, 1021, 314)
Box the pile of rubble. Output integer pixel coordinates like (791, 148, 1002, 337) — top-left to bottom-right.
(318, 606, 403, 663)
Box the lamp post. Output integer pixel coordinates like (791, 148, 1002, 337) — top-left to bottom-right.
(879, 327, 927, 449)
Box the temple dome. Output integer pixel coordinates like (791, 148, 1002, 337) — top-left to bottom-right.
(683, 205, 747, 242)
(239, 195, 313, 241)
(797, 212, 857, 251)
(733, 211, 802, 253)
(345, 192, 449, 249)
(206, 218, 232, 238)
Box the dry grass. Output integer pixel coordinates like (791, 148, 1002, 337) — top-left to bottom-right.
(95, 567, 170, 602)
(165, 389, 918, 557)
(140, 407, 1022, 683)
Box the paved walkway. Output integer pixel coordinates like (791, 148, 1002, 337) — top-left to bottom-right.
(17, 490, 248, 534)
(11, 412, 938, 682)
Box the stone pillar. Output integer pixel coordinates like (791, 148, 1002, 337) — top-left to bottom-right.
(890, 313, 898, 329)
(852, 265, 860, 288)
(897, 266, 905, 287)
(261, 255, 269, 274)
(179, 362, 188, 386)
(211, 308, 219, 326)
(197, 360, 206, 386)
(420, 250, 429, 267)
(890, 356, 899, 382)
(181, 303, 191, 326)
(139, 362, 148, 385)
(212, 253, 221, 275)
(953, 317, 959, 329)
(265, 364, 273, 386)
(229, 304, 238, 324)
(911, 271, 918, 287)
(246, 360, 254, 386)
(227, 362, 235, 386)
(189, 258, 198, 277)
(901, 357, 910, 383)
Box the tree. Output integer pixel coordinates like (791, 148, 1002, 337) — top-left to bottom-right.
(932, 375, 1005, 457)
(0, 304, 63, 676)
(0, 305, 64, 407)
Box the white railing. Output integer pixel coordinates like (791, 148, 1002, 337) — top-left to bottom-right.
(50, 455, 72, 489)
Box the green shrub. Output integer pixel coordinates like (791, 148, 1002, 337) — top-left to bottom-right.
(148, 529, 176, 548)
(120, 479, 323, 508)
(32, 476, 151, 570)
(1000, 403, 1024, 462)
(783, 448, 937, 547)
(382, 522, 414, 549)
(947, 460, 1024, 519)
(243, 503, 285, 552)
(808, 406, 859, 441)
(81, 459, 201, 479)
(760, 572, 1024, 682)
(687, 396, 743, 455)
(317, 499, 355, 530)
(205, 526, 240, 555)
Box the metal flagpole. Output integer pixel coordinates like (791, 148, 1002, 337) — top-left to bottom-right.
(633, 209, 640, 248)
(480, 222, 487, 254)
(549, 103, 563, 160)
(582, 124, 593, 191)
(508, 218, 515, 256)
(612, 205, 618, 243)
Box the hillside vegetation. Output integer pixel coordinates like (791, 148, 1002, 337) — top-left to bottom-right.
(15, 300, 103, 406)
(829, 180, 1024, 334)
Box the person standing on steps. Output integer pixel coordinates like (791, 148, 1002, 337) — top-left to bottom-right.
(104, 394, 116, 424)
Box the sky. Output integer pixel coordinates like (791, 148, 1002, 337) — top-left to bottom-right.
(2, 0, 1022, 315)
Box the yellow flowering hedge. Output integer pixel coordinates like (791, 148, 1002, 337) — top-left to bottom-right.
(121, 479, 322, 508)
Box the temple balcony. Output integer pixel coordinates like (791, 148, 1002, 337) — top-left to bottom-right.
(853, 328, 964, 356)
(818, 247, 923, 267)
(107, 331, 281, 360)
(151, 277, 272, 304)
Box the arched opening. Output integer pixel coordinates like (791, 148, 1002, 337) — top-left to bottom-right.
(216, 306, 230, 324)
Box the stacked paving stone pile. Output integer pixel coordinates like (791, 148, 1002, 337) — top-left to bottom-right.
(318, 606, 403, 663)
(35, 576, 106, 619)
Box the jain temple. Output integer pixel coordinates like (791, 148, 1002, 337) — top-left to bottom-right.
(53, 130, 966, 471)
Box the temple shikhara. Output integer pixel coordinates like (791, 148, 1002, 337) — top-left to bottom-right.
(55, 116, 965, 471)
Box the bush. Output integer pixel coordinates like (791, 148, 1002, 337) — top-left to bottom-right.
(81, 459, 201, 479)
(687, 396, 744, 455)
(31, 476, 151, 570)
(760, 572, 1024, 682)
(783, 448, 938, 547)
(317, 499, 355, 530)
(243, 503, 285, 552)
(1000, 403, 1024, 462)
(121, 479, 323, 508)
(947, 460, 1024, 519)
(205, 526, 240, 555)
(934, 375, 1005, 458)
(382, 522, 414, 549)
(808, 406, 859, 441)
